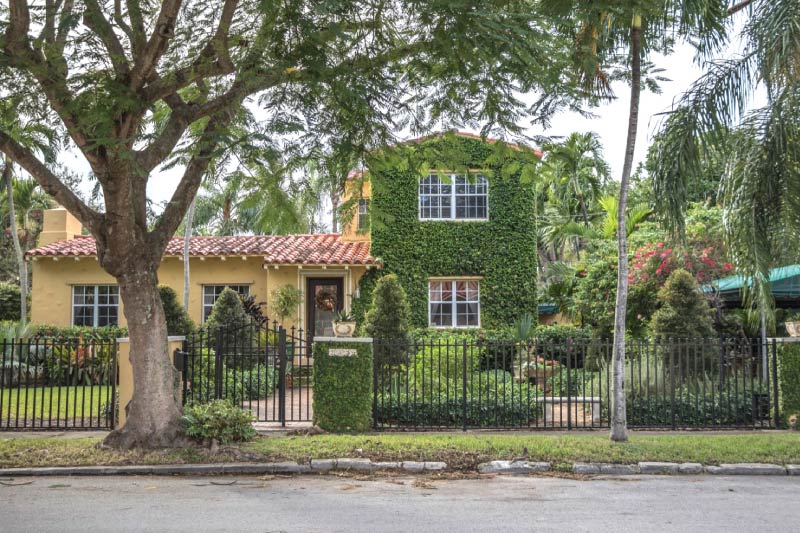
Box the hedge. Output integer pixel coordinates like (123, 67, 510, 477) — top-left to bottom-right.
(780, 342, 800, 427)
(0, 283, 22, 321)
(313, 340, 373, 432)
(375, 394, 540, 428)
(364, 134, 539, 329)
(626, 390, 761, 427)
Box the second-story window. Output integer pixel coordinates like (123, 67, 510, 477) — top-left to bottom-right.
(419, 174, 488, 221)
(357, 199, 370, 230)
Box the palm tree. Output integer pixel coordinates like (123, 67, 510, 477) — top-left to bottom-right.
(539, 132, 611, 262)
(0, 98, 58, 326)
(539, 0, 729, 441)
(651, 0, 800, 319)
(540, 132, 611, 226)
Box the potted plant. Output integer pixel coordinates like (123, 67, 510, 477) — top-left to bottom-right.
(332, 310, 356, 337)
(785, 314, 800, 337)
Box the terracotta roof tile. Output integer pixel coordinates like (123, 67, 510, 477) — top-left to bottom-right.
(26, 234, 374, 265)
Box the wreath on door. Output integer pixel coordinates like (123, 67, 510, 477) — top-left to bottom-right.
(315, 288, 337, 311)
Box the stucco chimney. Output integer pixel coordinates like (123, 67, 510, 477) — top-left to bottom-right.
(39, 207, 83, 246)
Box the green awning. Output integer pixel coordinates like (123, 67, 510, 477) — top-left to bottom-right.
(701, 265, 800, 300)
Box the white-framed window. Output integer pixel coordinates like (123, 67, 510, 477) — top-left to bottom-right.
(428, 279, 480, 328)
(419, 174, 488, 220)
(202, 285, 250, 322)
(72, 285, 119, 327)
(357, 199, 370, 230)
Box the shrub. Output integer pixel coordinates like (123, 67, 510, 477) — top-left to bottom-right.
(779, 343, 800, 428)
(182, 400, 256, 444)
(626, 389, 759, 427)
(313, 341, 373, 432)
(186, 353, 278, 403)
(158, 286, 195, 336)
(205, 288, 249, 329)
(365, 274, 410, 365)
(375, 389, 541, 428)
(532, 325, 593, 367)
(0, 283, 21, 321)
(651, 269, 715, 339)
(29, 324, 127, 342)
(270, 285, 302, 324)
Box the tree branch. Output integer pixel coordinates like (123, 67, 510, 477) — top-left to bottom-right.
(113, 0, 135, 43)
(135, 102, 194, 174)
(83, 0, 130, 77)
(140, 0, 239, 105)
(129, 0, 184, 90)
(0, 130, 102, 234)
(125, 0, 147, 55)
(150, 109, 235, 252)
(55, 0, 76, 50)
(728, 0, 755, 16)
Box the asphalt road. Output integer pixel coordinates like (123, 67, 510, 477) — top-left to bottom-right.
(1, 474, 798, 532)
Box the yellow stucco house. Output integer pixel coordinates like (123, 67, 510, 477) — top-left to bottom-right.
(26, 179, 375, 339)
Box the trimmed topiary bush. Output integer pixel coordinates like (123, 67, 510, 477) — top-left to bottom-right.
(205, 287, 249, 329)
(651, 269, 714, 339)
(365, 274, 410, 365)
(158, 285, 195, 336)
(270, 284, 302, 325)
(182, 399, 256, 444)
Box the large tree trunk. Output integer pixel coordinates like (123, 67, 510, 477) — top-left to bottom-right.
(104, 267, 187, 448)
(183, 199, 196, 310)
(610, 15, 642, 443)
(3, 159, 26, 326)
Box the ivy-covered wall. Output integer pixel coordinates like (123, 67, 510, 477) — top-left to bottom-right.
(362, 134, 539, 329)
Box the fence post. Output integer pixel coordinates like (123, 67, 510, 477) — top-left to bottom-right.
(110, 339, 118, 429)
(462, 339, 468, 432)
(566, 338, 572, 430)
(772, 339, 780, 428)
(669, 338, 676, 430)
(372, 339, 378, 430)
(214, 326, 224, 400)
(278, 326, 287, 427)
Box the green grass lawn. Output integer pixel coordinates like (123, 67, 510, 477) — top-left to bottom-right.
(1, 432, 799, 469)
(0, 386, 111, 423)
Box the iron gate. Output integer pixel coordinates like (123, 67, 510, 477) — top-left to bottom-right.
(177, 321, 311, 424)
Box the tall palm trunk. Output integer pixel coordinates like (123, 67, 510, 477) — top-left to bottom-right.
(330, 188, 339, 233)
(183, 198, 196, 310)
(3, 159, 26, 327)
(611, 15, 642, 442)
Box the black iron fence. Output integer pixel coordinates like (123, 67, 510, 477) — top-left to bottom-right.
(178, 321, 311, 424)
(0, 338, 117, 430)
(373, 337, 780, 430)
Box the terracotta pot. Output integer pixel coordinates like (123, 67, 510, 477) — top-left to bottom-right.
(786, 321, 800, 337)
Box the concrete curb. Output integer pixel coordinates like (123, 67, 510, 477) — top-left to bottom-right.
(0, 458, 443, 477)
(1, 461, 798, 478)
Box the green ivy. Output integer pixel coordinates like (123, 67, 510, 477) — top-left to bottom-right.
(313, 340, 373, 432)
(363, 135, 539, 329)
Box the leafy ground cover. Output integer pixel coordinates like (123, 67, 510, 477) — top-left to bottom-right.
(1, 432, 799, 470)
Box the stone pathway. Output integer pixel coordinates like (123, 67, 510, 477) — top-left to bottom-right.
(240, 386, 313, 424)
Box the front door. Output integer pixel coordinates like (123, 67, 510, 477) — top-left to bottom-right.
(306, 278, 344, 340)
